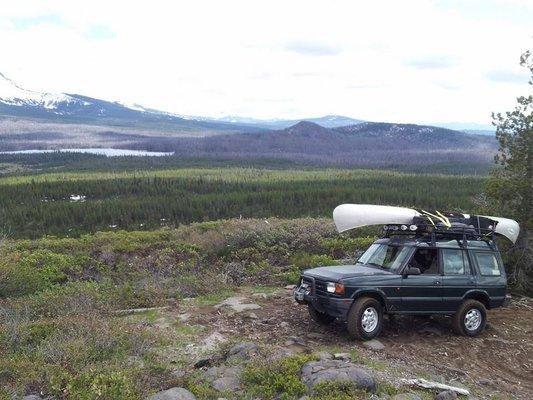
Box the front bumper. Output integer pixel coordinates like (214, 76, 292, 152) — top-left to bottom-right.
(294, 279, 351, 319)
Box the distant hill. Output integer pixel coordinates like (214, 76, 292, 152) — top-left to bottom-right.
(205, 115, 365, 129)
(154, 121, 498, 168)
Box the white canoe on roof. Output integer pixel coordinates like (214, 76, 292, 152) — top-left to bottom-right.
(332, 204, 520, 244)
(333, 204, 420, 233)
(480, 215, 520, 244)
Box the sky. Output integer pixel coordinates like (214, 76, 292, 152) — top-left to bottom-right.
(1, 0, 532, 125)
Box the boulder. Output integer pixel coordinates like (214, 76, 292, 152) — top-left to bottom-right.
(392, 393, 422, 400)
(301, 360, 375, 393)
(435, 390, 458, 400)
(204, 365, 242, 391)
(147, 387, 196, 400)
(214, 297, 261, 313)
(226, 342, 259, 361)
(212, 376, 241, 392)
(333, 352, 352, 361)
(362, 339, 385, 351)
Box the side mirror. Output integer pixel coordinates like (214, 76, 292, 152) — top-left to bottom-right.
(404, 267, 421, 276)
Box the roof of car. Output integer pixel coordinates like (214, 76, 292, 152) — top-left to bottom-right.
(375, 236, 494, 249)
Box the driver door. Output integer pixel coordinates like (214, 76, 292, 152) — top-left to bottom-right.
(400, 248, 444, 312)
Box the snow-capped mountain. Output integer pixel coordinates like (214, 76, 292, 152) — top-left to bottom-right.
(0, 72, 88, 112)
(0, 73, 256, 132)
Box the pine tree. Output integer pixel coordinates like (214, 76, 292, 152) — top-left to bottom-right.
(486, 50, 533, 293)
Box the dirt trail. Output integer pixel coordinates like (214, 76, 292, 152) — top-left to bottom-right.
(161, 288, 533, 399)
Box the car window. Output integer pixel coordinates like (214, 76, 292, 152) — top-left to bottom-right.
(442, 249, 467, 275)
(409, 248, 439, 275)
(474, 252, 501, 276)
(358, 244, 410, 272)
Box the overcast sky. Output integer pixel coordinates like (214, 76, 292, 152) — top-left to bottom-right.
(1, 0, 532, 125)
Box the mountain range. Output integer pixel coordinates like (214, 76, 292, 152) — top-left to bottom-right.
(0, 72, 497, 169)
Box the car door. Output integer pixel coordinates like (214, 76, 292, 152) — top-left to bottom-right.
(440, 248, 476, 312)
(400, 247, 443, 312)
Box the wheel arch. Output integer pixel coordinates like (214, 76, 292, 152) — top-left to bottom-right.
(463, 290, 491, 309)
(350, 288, 388, 311)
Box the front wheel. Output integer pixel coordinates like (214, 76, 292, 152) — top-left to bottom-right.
(452, 299, 487, 336)
(347, 297, 383, 340)
(308, 304, 336, 325)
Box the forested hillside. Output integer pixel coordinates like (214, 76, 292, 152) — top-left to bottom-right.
(145, 121, 497, 168)
(0, 167, 486, 238)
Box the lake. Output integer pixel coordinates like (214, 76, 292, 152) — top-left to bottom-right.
(0, 148, 174, 157)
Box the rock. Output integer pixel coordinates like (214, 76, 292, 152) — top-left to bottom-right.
(286, 336, 306, 346)
(233, 303, 262, 312)
(362, 339, 385, 351)
(280, 321, 289, 328)
(333, 352, 352, 360)
(23, 396, 43, 400)
(435, 390, 458, 400)
(478, 378, 491, 386)
(214, 296, 262, 313)
(307, 332, 326, 340)
(392, 393, 422, 400)
(226, 342, 259, 361)
(284, 337, 310, 353)
(245, 312, 258, 319)
(285, 284, 297, 290)
(204, 365, 242, 391)
(212, 376, 241, 392)
(177, 313, 191, 322)
(315, 351, 333, 361)
(301, 360, 375, 393)
(252, 292, 268, 299)
(201, 332, 227, 352)
(147, 387, 196, 400)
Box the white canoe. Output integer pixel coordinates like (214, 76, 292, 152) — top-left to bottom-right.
(332, 204, 520, 244)
(333, 204, 420, 233)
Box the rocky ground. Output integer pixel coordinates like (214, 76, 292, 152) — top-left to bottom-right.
(115, 286, 532, 400)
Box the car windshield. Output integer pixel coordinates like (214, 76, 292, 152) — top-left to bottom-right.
(357, 243, 411, 272)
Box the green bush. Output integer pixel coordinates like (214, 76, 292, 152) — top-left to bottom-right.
(311, 381, 367, 400)
(50, 368, 140, 400)
(290, 253, 340, 271)
(242, 354, 317, 400)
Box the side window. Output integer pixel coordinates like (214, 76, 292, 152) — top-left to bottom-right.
(409, 248, 439, 275)
(474, 252, 501, 276)
(442, 249, 468, 275)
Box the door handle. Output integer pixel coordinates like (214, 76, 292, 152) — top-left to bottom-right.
(433, 280, 441, 285)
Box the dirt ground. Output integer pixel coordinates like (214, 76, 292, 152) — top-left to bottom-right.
(152, 287, 533, 399)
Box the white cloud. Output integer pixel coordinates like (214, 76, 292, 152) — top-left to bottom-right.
(0, 0, 531, 124)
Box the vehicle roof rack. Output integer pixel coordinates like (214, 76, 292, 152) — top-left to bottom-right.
(382, 222, 495, 248)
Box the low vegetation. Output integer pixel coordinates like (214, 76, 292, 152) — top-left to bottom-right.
(0, 218, 377, 398)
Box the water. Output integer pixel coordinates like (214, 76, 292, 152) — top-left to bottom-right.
(0, 148, 174, 157)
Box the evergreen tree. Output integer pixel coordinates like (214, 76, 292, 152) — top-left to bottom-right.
(486, 50, 533, 293)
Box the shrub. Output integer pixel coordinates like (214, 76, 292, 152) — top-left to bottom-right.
(290, 253, 340, 271)
(311, 380, 367, 400)
(242, 354, 317, 400)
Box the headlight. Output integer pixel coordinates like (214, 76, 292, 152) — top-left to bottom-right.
(326, 282, 345, 295)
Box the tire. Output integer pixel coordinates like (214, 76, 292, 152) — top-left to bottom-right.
(308, 304, 336, 325)
(452, 299, 487, 336)
(347, 297, 383, 340)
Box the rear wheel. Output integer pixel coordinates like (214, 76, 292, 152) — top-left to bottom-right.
(452, 299, 486, 336)
(347, 297, 383, 340)
(308, 304, 336, 325)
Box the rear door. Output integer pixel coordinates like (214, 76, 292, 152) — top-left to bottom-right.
(400, 248, 443, 312)
(471, 250, 507, 307)
(440, 248, 476, 312)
